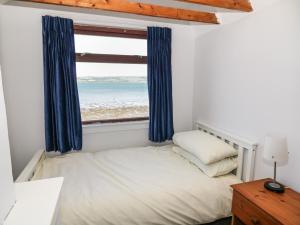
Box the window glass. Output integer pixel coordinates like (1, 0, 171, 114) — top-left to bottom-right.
(76, 62, 148, 122)
(75, 34, 147, 56)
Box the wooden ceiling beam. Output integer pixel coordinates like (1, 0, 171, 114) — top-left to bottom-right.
(29, 0, 219, 24)
(175, 0, 253, 12)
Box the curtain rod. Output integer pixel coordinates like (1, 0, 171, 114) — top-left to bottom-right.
(72, 18, 172, 30)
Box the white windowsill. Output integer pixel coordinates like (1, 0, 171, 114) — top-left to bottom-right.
(83, 120, 149, 134)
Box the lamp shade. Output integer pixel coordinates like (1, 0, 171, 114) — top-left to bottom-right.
(263, 135, 288, 164)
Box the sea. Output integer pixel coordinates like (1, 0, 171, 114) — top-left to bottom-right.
(77, 76, 149, 109)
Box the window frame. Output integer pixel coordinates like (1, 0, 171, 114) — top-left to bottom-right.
(74, 24, 149, 125)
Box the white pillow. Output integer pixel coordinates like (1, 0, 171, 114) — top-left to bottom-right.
(173, 146, 238, 177)
(173, 130, 237, 164)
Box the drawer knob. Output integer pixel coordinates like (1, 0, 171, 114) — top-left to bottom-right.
(251, 217, 260, 225)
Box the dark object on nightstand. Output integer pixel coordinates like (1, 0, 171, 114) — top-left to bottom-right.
(231, 179, 300, 225)
(264, 179, 285, 193)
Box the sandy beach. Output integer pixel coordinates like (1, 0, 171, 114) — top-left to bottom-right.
(81, 105, 149, 121)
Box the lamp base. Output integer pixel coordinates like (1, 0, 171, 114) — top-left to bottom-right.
(264, 180, 285, 193)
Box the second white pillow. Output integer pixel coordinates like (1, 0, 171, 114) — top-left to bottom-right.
(173, 146, 238, 177)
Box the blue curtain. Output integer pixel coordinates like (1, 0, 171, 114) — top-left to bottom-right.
(147, 27, 174, 142)
(42, 16, 82, 153)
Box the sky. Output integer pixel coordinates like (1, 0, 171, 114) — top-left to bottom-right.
(75, 34, 147, 77)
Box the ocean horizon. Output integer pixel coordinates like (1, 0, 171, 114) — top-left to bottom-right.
(77, 76, 149, 109)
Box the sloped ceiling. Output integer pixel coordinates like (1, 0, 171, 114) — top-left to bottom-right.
(0, 0, 251, 24)
(2, 0, 282, 28)
(192, 0, 282, 36)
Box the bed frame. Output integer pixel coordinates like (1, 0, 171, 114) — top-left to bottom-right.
(16, 122, 257, 183)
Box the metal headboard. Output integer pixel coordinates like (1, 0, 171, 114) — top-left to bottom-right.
(195, 122, 257, 181)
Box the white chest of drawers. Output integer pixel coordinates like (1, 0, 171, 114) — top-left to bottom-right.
(4, 177, 63, 225)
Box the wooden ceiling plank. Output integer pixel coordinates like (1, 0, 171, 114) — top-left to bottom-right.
(28, 0, 219, 24)
(175, 0, 253, 12)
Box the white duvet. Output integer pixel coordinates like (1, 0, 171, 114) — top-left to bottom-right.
(32, 145, 241, 225)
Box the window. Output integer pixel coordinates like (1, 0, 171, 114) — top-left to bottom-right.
(74, 25, 149, 124)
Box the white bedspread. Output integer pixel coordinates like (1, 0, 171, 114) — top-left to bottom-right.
(32, 145, 241, 225)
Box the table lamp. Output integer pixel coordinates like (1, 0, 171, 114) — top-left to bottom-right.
(263, 135, 288, 193)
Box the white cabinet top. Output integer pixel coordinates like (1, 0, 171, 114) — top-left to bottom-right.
(4, 177, 63, 225)
(0, 65, 15, 225)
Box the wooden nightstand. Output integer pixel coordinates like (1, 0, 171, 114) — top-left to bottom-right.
(231, 179, 300, 225)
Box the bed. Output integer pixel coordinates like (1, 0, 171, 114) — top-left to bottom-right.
(16, 122, 257, 225)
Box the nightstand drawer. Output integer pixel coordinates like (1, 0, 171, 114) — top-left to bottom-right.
(232, 191, 281, 225)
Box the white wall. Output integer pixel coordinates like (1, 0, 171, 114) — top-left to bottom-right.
(0, 64, 15, 224)
(193, 0, 300, 191)
(3, 0, 299, 192)
(0, 5, 195, 178)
